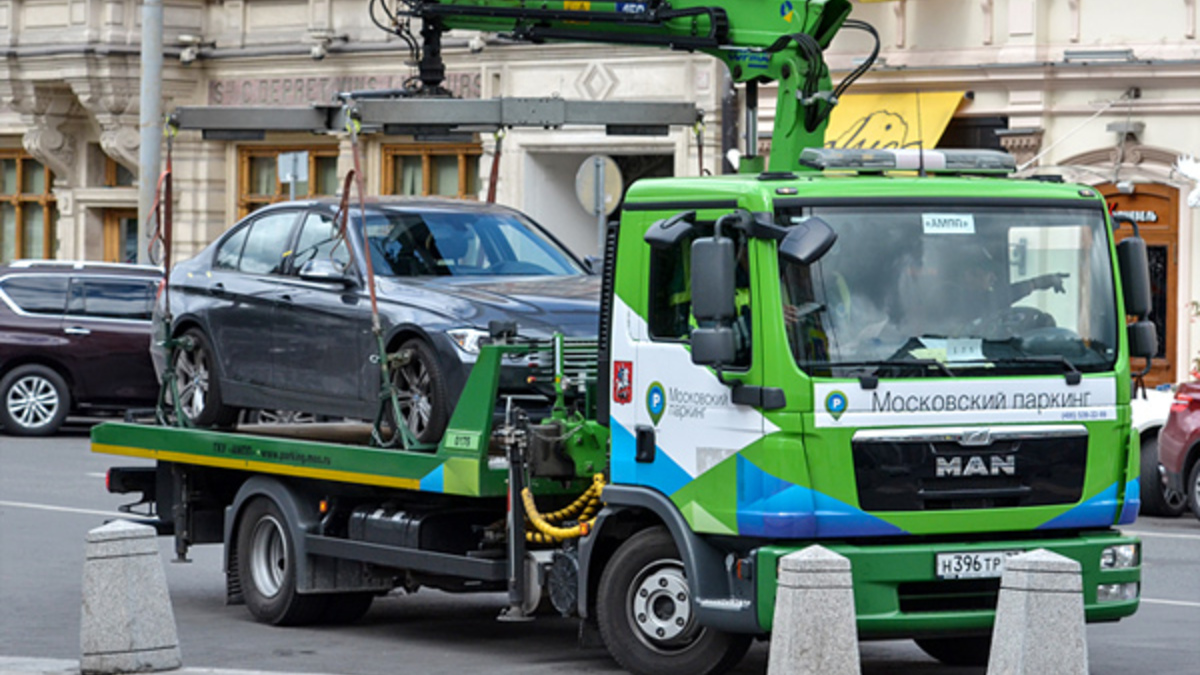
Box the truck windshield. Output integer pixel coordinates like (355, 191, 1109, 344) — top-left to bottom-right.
(777, 203, 1119, 378)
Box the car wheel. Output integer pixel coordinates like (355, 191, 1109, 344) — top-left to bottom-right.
(1139, 434, 1186, 517)
(596, 527, 751, 675)
(914, 635, 992, 666)
(389, 338, 449, 445)
(170, 329, 238, 428)
(0, 364, 70, 436)
(237, 498, 328, 626)
(242, 409, 320, 425)
(1188, 458, 1200, 522)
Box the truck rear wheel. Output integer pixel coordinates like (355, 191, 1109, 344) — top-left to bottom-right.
(237, 498, 327, 626)
(596, 527, 751, 675)
(914, 635, 992, 666)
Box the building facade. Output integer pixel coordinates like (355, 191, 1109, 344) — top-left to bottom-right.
(0, 0, 1196, 383)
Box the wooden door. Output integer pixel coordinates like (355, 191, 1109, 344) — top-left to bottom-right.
(1100, 183, 1179, 387)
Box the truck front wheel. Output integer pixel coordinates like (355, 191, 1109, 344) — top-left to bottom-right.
(596, 527, 751, 675)
(237, 498, 327, 626)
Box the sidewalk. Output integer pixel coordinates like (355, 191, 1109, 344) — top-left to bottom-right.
(0, 659, 320, 675)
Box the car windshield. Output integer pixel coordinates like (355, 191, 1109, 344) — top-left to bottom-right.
(357, 209, 585, 277)
(777, 203, 1119, 378)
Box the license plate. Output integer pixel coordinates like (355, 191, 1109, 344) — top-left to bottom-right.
(935, 550, 1023, 580)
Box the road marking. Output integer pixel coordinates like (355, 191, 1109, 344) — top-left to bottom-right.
(85, 472, 107, 478)
(1125, 529, 1200, 541)
(1142, 598, 1200, 609)
(0, 500, 134, 519)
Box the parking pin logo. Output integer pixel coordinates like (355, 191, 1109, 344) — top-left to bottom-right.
(825, 391, 847, 421)
(647, 382, 666, 426)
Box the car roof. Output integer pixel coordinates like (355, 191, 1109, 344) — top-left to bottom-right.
(0, 260, 163, 277)
(254, 197, 523, 216)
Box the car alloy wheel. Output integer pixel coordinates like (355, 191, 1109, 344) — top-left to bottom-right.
(0, 365, 70, 436)
(173, 343, 211, 421)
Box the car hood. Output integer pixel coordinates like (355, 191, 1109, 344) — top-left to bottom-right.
(376, 274, 602, 337)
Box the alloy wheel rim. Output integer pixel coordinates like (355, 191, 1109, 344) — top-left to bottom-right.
(173, 346, 210, 419)
(394, 358, 432, 436)
(625, 560, 703, 654)
(6, 374, 60, 429)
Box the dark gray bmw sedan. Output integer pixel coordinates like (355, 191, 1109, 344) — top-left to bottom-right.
(152, 198, 600, 442)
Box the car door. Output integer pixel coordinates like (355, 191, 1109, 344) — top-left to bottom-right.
(205, 209, 303, 390)
(270, 209, 370, 411)
(63, 275, 159, 405)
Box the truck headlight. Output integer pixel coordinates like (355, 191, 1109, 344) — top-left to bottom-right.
(1096, 582, 1139, 603)
(447, 328, 489, 355)
(1100, 544, 1139, 569)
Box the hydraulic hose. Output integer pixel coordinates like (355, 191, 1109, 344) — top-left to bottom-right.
(522, 474, 605, 543)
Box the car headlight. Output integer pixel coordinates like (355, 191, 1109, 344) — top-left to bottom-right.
(1100, 544, 1139, 569)
(447, 328, 489, 354)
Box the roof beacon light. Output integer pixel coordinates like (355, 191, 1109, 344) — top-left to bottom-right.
(799, 148, 1016, 175)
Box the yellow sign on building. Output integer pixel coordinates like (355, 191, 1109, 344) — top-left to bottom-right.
(825, 92, 964, 150)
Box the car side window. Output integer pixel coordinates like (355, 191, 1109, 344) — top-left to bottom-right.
(239, 211, 300, 275)
(292, 211, 350, 272)
(0, 275, 69, 315)
(67, 278, 156, 321)
(215, 226, 249, 271)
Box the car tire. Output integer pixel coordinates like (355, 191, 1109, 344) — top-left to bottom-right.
(389, 338, 449, 445)
(1187, 458, 1200, 522)
(596, 527, 751, 675)
(237, 498, 328, 626)
(1139, 433, 1186, 517)
(914, 635, 992, 666)
(0, 364, 71, 436)
(170, 328, 238, 429)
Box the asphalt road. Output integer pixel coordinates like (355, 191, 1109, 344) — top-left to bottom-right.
(2, 423, 1198, 674)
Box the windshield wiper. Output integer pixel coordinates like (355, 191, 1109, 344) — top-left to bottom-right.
(984, 355, 1082, 385)
(797, 358, 955, 389)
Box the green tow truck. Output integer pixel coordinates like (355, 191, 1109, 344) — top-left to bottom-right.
(95, 2, 1156, 674)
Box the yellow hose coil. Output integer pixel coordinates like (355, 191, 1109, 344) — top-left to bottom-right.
(522, 474, 606, 542)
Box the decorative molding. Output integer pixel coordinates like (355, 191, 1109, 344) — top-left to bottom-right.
(71, 69, 142, 172)
(997, 128, 1044, 168)
(981, 0, 994, 46)
(1187, 0, 1197, 40)
(1068, 0, 1082, 43)
(893, 0, 907, 49)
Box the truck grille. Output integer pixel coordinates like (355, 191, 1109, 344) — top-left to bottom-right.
(898, 579, 1000, 613)
(852, 426, 1087, 511)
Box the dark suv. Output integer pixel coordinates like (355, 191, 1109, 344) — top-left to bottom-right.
(0, 260, 161, 435)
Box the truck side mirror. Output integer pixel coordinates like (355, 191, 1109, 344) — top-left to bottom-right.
(644, 210, 697, 249)
(779, 216, 837, 265)
(690, 236, 736, 322)
(691, 327, 737, 366)
(1127, 320, 1157, 359)
(1116, 236, 1152, 318)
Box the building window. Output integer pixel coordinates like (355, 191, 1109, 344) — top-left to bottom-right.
(237, 146, 339, 218)
(0, 150, 57, 262)
(105, 157, 137, 188)
(382, 144, 481, 199)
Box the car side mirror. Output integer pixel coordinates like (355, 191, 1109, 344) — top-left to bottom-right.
(779, 217, 837, 265)
(583, 255, 602, 275)
(299, 258, 354, 286)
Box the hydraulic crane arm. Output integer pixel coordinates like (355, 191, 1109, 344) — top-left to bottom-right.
(375, 0, 875, 172)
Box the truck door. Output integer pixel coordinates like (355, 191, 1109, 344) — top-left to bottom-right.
(610, 225, 766, 534)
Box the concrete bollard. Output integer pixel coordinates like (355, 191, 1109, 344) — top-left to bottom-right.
(987, 548, 1087, 675)
(80, 520, 182, 674)
(767, 545, 861, 675)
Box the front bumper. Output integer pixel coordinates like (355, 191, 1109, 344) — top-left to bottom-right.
(754, 530, 1140, 637)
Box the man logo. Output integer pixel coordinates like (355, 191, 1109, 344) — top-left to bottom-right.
(936, 455, 1017, 478)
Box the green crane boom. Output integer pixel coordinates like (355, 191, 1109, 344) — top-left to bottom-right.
(378, 0, 869, 172)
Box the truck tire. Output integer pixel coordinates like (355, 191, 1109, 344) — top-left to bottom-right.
(914, 635, 992, 666)
(596, 527, 751, 675)
(171, 328, 238, 429)
(0, 364, 70, 436)
(237, 497, 328, 626)
(1139, 434, 1186, 517)
(324, 593, 375, 624)
(389, 338, 449, 444)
